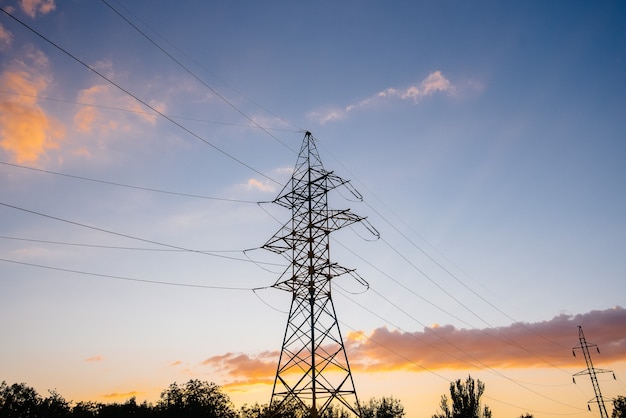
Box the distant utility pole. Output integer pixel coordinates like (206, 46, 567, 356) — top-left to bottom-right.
(263, 132, 377, 418)
(572, 325, 616, 418)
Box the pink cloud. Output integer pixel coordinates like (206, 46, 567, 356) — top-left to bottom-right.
(202, 351, 278, 378)
(346, 307, 626, 372)
(202, 308, 625, 390)
(85, 355, 103, 363)
(19, 0, 56, 18)
(0, 23, 13, 50)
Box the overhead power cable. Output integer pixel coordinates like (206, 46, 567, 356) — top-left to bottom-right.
(333, 237, 476, 328)
(0, 6, 279, 186)
(0, 201, 267, 264)
(0, 235, 287, 268)
(100, 0, 298, 154)
(0, 89, 299, 132)
(0, 257, 259, 291)
(107, 0, 303, 135)
(334, 287, 585, 414)
(335, 315, 584, 417)
(316, 142, 570, 352)
(370, 200, 570, 351)
(0, 161, 258, 203)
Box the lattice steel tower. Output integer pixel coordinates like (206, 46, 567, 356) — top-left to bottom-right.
(572, 325, 615, 418)
(263, 132, 376, 418)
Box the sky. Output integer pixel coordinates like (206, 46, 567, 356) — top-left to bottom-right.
(1, 0, 625, 416)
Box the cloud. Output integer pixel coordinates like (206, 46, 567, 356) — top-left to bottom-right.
(201, 351, 279, 388)
(0, 24, 13, 50)
(103, 391, 141, 399)
(309, 71, 456, 125)
(85, 355, 103, 362)
(73, 82, 163, 137)
(202, 308, 625, 389)
(245, 178, 277, 193)
(19, 0, 56, 18)
(169, 360, 182, 366)
(346, 306, 626, 372)
(0, 47, 65, 163)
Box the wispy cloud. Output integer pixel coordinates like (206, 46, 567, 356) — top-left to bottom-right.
(245, 178, 277, 193)
(200, 307, 626, 388)
(19, 0, 56, 18)
(70, 63, 166, 159)
(309, 71, 456, 125)
(0, 24, 13, 50)
(103, 391, 141, 399)
(85, 355, 104, 363)
(73, 81, 164, 136)
(0, 47, 65, 163)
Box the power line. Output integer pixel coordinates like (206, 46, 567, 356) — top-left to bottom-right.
(335, 286, 585, 414)
(317, 141, 571, 352)
(100, 0, 298, 154)
(0, 89, 299, 132)
(336, 315, 584, 417)
(0, 235, 287, 268)
(0, 6, 280, 186)
(0, 257, 265, 291)
(0, 201, 261, 263)
(108, 0, 303, 135)
(0, 160, 259, 203)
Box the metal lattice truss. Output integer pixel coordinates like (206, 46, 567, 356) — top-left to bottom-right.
(263, 132, 378, 418)
(573, 326, 615, 418)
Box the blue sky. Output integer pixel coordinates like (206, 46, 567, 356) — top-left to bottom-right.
(1, 1, 625, 416)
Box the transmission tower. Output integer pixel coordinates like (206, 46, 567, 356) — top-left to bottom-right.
(263, 131, 377, 418)
(572, 325, 616, 418)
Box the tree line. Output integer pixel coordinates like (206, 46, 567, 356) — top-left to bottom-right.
(1, 376, 625, 418)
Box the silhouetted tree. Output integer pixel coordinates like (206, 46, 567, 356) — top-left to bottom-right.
(240, 402, 270, 418)
(319, 403, 352, 418)
(42, 389, 71, 417)
(518, 414, 533, 418)
(156, 379, 236, 418)
(94, 396, 153, 418)
(360, 397, 405, 418)
(71, 401, 101, 418)
(0, 381, 43, 417)
(613, 396, 626, 418)
(432, 376, 491, 418)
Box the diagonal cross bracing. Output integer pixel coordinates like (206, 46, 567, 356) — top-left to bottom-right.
(263, 132, 376, 418)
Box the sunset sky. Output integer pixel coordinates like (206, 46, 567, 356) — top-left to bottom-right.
(1, 1, 625, 416)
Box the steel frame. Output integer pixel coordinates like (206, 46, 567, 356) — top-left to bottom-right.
(264, 132, 374, 418)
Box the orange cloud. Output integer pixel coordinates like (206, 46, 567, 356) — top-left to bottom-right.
(72, 79, 164, 156)
(346, 306, 626, 372)
(202, 308, 625, 389)
(0, 48, 65, 163)
(202, 351, 279, 388)
(103, 391, 141, 399)
(20, 0, 56, 18)
(85, 355, 103, 363)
